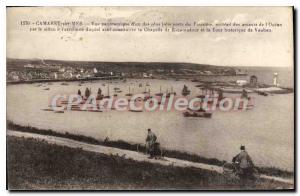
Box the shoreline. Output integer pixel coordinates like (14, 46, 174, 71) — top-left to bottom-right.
(6, 78, 294, 94)
(6, 76, 124, 85)
(6, 121, 294, 178)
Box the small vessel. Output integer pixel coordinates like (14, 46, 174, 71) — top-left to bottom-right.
(183, 109, 212, 118)
(168, 86, 176, 96)
(114, 87, 122, 93)
(129, 109, 143, 112)
(181, 85, 191, 96)
(155, 86, 163, 96)
(144, 89, 152, 101)
(165, 89, 171, 98)
(43, 88, 50, 90)
(87, 110, 103, 113)
(54, 110, 64, 113)
(142, 86, 148, 94)
(196, 95, 206, 99)
(61, 82, 69, 86)
(41, 108, 54, 111)
(257, 91, 268, 96)
(103, 83, 110, 98)
(125, 86, 133, 96)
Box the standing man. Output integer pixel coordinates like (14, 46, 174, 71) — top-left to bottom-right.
(233, 145, 255, 187)
(146, 128, 157, 159)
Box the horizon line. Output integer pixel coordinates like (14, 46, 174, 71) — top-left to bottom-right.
(6, 57, 292, 68)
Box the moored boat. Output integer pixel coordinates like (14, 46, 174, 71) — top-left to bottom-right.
(183, 111, 212, 118)
(181, 85, 191, 96)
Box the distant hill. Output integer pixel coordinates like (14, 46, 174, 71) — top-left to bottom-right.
(6, 58, 232, 73)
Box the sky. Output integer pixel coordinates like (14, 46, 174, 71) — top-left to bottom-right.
(7, 6, 293, 67)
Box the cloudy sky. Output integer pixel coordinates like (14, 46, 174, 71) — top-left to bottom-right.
(7, 7, 293, 67)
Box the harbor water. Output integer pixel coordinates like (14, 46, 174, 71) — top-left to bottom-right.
(7, 73, 294, 171)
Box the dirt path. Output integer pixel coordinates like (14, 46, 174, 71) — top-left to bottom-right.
(7, 130, 294, 185)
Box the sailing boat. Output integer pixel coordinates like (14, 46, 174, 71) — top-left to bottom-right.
(155, 86, 163, 96)
(166, 89, 170, 98)
(103, 83, 110, 98)
(114, 87, 122, 93)
(169, 86, 176, 95)
(143, 85, 148, 94)
(181, 85, 191, 96)
(96, 88, 103, 100)
(144, 89, 152, 101)
(125, 86, 133, 96)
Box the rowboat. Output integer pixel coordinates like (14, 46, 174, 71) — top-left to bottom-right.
(129, 109, 143, 112)
(183, 111, 212, 118)
(54, 110, 64, 113)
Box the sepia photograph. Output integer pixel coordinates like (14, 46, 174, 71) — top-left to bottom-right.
(6, 6, 294, 190)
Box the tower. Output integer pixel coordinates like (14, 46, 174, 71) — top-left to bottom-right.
(273, 72, 278, 86)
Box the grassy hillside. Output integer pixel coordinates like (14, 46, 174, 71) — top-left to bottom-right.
(7, 136, 293, 190)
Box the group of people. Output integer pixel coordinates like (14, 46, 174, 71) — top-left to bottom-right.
(145, 128, 255, 187)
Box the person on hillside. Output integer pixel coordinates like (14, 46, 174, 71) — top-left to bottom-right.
(146, 128, 157, 159)
(233, 145, 255, 187)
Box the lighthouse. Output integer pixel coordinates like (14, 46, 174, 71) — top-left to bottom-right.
(273, 72, 278, 86)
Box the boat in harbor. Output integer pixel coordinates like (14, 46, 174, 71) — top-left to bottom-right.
(113, 87, 122, 94)
(54, 110, 64, 113)
(142, 84, 148, 94)
(257, 91, 268, 96)
(61, 82, 69, 86)
(129, 109, 143, 112)
(125, 86, 133, 96)
(41, 108, 54, 111)
(155, 86, 163, 96)
(169, 86, 176, 96)
(103, 83, 110, 98)
(183, 108, 212, 118)
(181, 85, 191, 96)
(143, 89, 152, 101)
